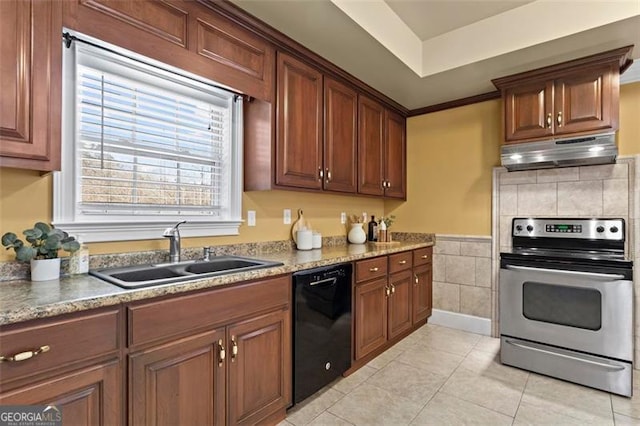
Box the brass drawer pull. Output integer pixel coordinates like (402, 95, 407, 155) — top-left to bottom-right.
(369, 267, 379, 272)
(385, 286, 391, 297)
(557, 111, 563, 127)
(398, 260, 407, 265)
(390, 284, 396, 294)
(421, 255, 429, 259)
(218, 339, 226, 366)
(231, 336, 238, 362)
(546, 112, 552, 128)
(414, 274, 419, 285)
(0, 345, 50, 363)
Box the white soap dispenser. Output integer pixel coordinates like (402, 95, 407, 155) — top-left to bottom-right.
(69, 236, 90, 274)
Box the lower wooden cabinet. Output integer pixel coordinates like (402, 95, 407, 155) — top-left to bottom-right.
(128, 275, 292, 425)
(354, 248, 433, 361)
(354, 277, 388, 360)
(0, 361, 122, 426)
(228, 309, 291, 426)
(387, 269, 413, 340)
(412, 263, 433, 324)
(129, 329, 226, 426)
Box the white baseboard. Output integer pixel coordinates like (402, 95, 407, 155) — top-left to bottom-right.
(429, 309, 492, 336)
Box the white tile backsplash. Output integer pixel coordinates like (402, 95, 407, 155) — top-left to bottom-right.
(603, 179, 629, 216)
(557, 180, 604, 216)
(517, 183, 557, 215)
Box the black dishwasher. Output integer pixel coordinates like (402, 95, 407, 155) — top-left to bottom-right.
(292, 263, 352, 405)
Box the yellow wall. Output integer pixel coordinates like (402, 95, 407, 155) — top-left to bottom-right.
(387, 82, 640, 237)
(386, 99, 501, 236)
(0, 168, 383, 261)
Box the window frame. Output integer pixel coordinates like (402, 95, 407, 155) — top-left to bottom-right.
(53, 30, 244, 242)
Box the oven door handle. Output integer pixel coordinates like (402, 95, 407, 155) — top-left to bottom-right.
(504, 339, 626, 372)
(505, 265, 625, 281)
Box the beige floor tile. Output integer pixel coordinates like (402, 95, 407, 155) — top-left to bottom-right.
(395, 343, 464, 377)
(614, 412, 639, 425)
(367, 344, 404, 370)
(417, 325, 480, 356)
(286, 387, 345, 426)
(410, 392, 513, 426)
(521, 374, 614, 424)
(328, 383, 423, 425)
(473, 336, 501, 355)
(514, 401, 611, 426)
(440, 366, 525, 416)
(277, 420, 295, 426)
(307, 412, 354, 426)
(367, 360, 447, 404)
(612, 392, 640, 420)
(331, 365, 376, 394)
(460, 349, 529, 387)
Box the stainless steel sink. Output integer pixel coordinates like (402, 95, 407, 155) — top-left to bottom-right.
(89, 255, 284, 289)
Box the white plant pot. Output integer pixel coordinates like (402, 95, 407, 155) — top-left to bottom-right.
(30, 258, 61, 281)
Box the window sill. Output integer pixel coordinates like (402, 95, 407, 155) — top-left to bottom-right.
(52, 220, 242, 243)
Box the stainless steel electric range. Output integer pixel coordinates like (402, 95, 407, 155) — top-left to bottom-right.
(500, 218, 634, 396)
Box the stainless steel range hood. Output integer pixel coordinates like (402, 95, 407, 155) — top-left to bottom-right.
(501, 132, 617, 171)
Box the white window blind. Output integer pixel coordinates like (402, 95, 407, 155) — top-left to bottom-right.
(54, 32, 243, 242)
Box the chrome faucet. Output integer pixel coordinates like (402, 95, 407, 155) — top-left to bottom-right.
(163, 221, 186, 263)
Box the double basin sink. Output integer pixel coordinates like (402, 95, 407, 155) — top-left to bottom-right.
(90, 255, 284, 289)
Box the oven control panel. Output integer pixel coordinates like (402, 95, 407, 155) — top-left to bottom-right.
(512, 218, 624, 240)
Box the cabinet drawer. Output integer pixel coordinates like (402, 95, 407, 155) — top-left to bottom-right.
(413, 247, 433, 266)
(0, 308, 121, 385)
(355, 257, 388, 282)
(389, 252, 412, 274)
(128, 275, 290, 348)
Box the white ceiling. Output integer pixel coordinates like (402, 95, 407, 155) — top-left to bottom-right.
(231, 0, 640, 110)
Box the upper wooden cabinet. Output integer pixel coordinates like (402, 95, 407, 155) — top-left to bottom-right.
(275, 52, 324, 190)
(493, 46, 633, 144)
(358, 96, 407, 199)
(324, 77, 358, 193)
(0, 0, 62, 171)
(63, 0, 275, 102)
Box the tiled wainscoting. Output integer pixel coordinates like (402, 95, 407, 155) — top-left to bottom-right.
(432, 236, 492, 335)
(492, 156, 640, 364)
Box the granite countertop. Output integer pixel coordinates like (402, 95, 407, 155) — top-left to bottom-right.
(0, 241, 433, 326)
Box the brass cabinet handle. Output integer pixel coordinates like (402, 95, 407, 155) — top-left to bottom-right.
(218, 339, 225, 366)
(369, 267, 379, 272)
(421, 255, 428, 259)
(231, 336, 238, 362)
(398, 260, 407, 265)
(546, 112, 552, 128)
(386, 181, 391, 188)
(326, 168, 332, 182)
(390, 283, 396, 294)
(385, 286, 391, 297)
(557, 111, 562, 127)
(318, 168, 324, 180)
(0, 345, 50, 363)
(414, 274, 419, 285)
(381, 181, 386, 189)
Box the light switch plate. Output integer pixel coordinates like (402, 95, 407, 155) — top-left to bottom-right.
(283, 209, 291, 224)
(247, 210, 256, 227)
(340, 212, 347, 224)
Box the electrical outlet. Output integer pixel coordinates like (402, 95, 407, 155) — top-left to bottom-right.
(340, 212, 347, 224)
(247, 210, 256, 227)
(283, 209, 291, 224)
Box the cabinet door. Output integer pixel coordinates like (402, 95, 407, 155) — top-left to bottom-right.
(358, 96, 385, 196)
(387, 270, 413, 339)
(354, 277, 388, 359)
(324, 77, 357, 193)
(0, 0, 62, 171)
(276, 52, 323, 189)
(554, 63, 616, 136)
(0, 361, 121, 426)
(504, 80, 554, 142)
(412, 263, 433, 325)
(227, 309, 291, 426)
(384, 110, 406, 199)
(129, 330, 225, 426)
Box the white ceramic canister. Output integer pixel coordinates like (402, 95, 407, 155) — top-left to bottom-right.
(312, 232, 322, 249)
(296, 230, 313, 250)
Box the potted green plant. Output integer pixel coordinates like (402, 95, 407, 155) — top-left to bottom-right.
(2, 222, 80, 281)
